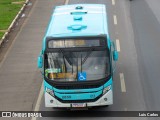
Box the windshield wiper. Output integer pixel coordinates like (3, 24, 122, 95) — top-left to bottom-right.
(82, 47, 94, 64)
(76, 56, 78, 81)
(59, 48, 72, 65)
(75, 54, 83, 81)
(81, 53, 82, 72)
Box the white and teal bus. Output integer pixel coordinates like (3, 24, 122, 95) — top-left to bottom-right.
(38, 4, 118, 108)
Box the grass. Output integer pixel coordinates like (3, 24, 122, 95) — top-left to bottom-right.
(0, 32, 5, 39)
(0, 0, 25, 40)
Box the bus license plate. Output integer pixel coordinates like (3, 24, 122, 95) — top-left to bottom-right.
(72, 103, 86, 107)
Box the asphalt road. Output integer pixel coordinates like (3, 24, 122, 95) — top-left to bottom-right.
(0, 0, 160, 120)
(130, 0, 160, 111)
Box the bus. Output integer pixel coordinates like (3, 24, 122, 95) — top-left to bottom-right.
(37, 4, 118, 108)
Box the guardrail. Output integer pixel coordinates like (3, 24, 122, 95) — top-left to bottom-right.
(0, 0, 30, 47)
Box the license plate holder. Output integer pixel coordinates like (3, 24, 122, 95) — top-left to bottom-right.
(72, 103, 86, 107)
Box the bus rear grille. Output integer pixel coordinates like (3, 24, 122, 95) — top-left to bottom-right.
(55, 95, 102, 103)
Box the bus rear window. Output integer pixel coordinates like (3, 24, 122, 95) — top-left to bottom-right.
(48, 38, 105, 48)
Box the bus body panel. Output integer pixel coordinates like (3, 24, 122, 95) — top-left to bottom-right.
(45, 89, 113, 107)
(44, 78, 112, 93)
(42, 4, 110, 51)
(44, 79, 113, 107)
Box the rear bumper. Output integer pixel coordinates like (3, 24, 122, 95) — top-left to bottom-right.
(45, 90, 113, 107)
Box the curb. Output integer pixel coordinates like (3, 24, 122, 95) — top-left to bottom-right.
(0, 0, 30, 47)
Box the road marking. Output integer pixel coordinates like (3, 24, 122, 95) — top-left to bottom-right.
(113, 15, 117, 25)
(65, 0, 69, 5)
(120, 73, 126, 92)
(31, 84, 44, 120)
(112, 0, 115, 5)
(116, 39, 120, 52)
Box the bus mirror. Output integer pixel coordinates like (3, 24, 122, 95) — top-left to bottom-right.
(37, 56, 43, 68)
(113, 50, 118, 61)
